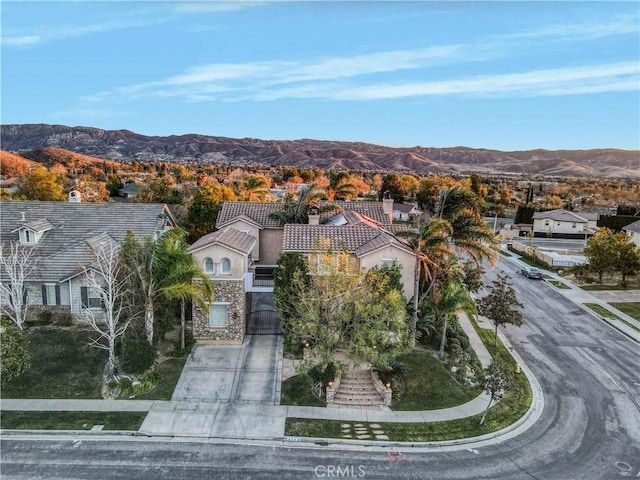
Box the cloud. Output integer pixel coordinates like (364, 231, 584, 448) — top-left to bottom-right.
(2, 35, 41, 46)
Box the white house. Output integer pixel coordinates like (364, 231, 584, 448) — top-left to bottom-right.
(392, 203, 422, 222)
(532, 209, 598, 239)
(623, 219, 640, 247)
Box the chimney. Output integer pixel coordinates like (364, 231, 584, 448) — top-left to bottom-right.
(382, 191, 393, 222)
(308, 205, 320, 225)
(20, 212, 26, 222)
(68, 190, 82, 203)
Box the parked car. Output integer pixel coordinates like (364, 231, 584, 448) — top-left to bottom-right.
(520, 266, 543, 279)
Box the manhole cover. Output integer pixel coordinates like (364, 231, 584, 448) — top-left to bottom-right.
(615, 462, 632, 471)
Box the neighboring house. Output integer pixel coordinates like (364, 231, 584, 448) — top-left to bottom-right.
(392, 203, 422, 222)
(0, 200, 175, 320)
(118, 182, 141, 199)
(623, 219, 640, 247)
(532, 209, 598, 239)
(189, 197, 416, 344)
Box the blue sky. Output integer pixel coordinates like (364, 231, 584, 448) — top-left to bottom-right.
(2, 1, 639, 151)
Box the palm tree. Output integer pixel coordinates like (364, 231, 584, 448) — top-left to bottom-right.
(152, 228, 213, 349)
(269, 184, 341, 225)
(397, 218, 451, 347)
(241, 175, 270, 202)
(121, 228, 213, 345)
(399, 186, 498, 348)
(328, 171, 358, 200)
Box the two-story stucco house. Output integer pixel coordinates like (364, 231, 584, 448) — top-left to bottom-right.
(189, 197, 417, 344)
(0, 200, 175, 320)
(532, 209, 598, 239)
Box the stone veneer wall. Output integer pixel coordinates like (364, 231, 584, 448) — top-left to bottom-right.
(193, 279, 246, 344)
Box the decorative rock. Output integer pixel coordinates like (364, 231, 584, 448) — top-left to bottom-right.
(375, 435, 389, 440)
(369, 424, 381, 428)
(354, 423, 364, 427)
(341, 424, 351, 428)
(356, 435, 371, 439)
(372, 430, 385, 435)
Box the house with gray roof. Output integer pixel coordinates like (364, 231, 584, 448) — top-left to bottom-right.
(532, 209, 598, 239)
(0, 200, 175, 320)
(188, 196, 417, 343)
(623, 219, 640, 247)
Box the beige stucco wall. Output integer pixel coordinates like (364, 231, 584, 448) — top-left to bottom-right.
(191, 244, 249, 280)
(258, 228, 284, 266)
(533, 218, 586, 234)
(359, 246, 415, 301)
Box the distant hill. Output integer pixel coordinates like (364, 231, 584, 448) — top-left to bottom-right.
(0, 150, 36, 176)
(18, 147, 123, 170)
(2, 124, 638, 178)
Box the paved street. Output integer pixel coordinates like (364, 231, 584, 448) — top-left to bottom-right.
(2, 256, 639, 479)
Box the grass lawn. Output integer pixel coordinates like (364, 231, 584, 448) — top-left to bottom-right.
(392, 350, 481, 410)
(609, 303, 640, 321)
(129, 358, 187, 400)
(0, 411, 146, 430)
(583, 303, 640, 333)
(499, 250, 513, 257)
(281, 375, 326, 407)
(581, 284, 640, 291)
(547, 279, 570, 289)
(2, 327, 106, 399)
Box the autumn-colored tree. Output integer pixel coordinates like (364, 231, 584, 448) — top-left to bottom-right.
(16, 165, 66, 201)
(184, 182, 237, 242)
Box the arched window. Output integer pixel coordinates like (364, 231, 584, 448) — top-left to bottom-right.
(220, 257, 231, 274)
(204, 257, 215, 274)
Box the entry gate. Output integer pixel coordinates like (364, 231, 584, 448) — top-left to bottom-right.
(245, 309, 282, 335)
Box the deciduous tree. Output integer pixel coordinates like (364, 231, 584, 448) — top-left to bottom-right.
(0, 242, 38, 330)
(480, 357, 515, 425)
(477, 273, 523, 346)
(16, 165, 66, 201)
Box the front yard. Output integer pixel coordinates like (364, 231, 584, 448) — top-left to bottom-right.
(2, 326, 186, 401)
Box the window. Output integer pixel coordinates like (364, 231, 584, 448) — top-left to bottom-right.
(203, 257, 215, 274)
(382, 259, 395, 267)
(42, 284, 60, 306)
(81, 286, 103, 309)
(220, 258, 231, 274)
(20, 229, 34, 244)
(209, 303, 229, 327)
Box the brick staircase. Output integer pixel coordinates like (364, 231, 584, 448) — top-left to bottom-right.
(328, 368, 387, 409)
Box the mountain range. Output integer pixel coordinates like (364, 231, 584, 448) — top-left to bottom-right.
(1, 124, 638, 178)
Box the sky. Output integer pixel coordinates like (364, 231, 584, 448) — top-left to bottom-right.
(1, 1, 639, 151)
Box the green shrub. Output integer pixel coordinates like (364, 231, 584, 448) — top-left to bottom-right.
(37, 310, 54, 324)
(120, 330, 156, 374)
(55, 313, 74, 327)
(308, 361, 337, 385)
(172, 329, 195, 357)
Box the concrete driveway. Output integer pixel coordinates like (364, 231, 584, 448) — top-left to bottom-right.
(171, 334, 283, 404)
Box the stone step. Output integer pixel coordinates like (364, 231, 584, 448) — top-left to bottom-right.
(332, 396, 383, 405)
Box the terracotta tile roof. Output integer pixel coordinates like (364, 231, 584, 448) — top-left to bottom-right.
(188, 227, 256, 254)
(332, 200, 391, 225)
(282, 224, 412, 257)
(216, 202, 284, 229)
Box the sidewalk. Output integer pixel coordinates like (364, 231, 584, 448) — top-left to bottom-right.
(0, 315, 498, 435)
(500, 246, 640, 343)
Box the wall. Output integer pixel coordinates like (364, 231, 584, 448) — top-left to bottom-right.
(359, 246, 415, 301)
(193, 279, 246, 344)
(533, 218, 586, 235)
(191, 244, 248, 279)
(258, 228, 284, 266)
